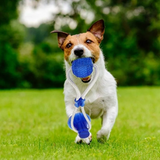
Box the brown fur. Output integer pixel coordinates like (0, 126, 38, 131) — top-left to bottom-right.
(51, 20, 105, 63)
(62, 32, 101, 62)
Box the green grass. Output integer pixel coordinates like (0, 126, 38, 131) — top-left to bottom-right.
(0, 87, 160, 160)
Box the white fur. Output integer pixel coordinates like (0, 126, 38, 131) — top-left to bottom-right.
(64, 46, 118, 144)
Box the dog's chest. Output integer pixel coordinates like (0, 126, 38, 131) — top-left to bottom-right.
(71, 77, 108, 119)
(84, 96, 106, 119)
(81, 86, 108, 119)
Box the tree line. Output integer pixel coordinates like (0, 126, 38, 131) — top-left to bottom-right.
(0, 0, 160, 89)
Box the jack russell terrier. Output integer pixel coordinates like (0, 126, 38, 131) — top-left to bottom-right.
(51, 19, 118, 144)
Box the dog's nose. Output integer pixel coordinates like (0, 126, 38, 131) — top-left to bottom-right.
(74, 48, 84, 57)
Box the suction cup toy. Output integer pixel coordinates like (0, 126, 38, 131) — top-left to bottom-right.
(68, 112, 91, 138)
(72, 57, 93, 78)
(67, 57, 99, 141)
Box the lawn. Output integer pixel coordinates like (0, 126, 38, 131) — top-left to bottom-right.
(0, 87, 159, 160)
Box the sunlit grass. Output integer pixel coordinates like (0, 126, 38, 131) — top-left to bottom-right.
(0, 87, 160, 159)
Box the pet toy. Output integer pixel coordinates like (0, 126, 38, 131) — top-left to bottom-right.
(67, 57, 99, 139)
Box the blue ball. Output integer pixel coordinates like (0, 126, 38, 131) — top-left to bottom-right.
(68, 113, 91, 138)
(72, 58, 93, 78)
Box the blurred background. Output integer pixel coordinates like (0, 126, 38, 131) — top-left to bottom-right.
(0, 0, 160, 89)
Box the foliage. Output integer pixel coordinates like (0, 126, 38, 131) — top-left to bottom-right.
(0, 0, 24, 89)
(51, 0, 160, 86)
(17, 24, 65, 88)
(0, 0, 65, 89)
(0, 88, 160, 159)
(0, 44, 21, 88)
(0, 0, 19, 24)
(1, 0, 160, 88)
(18, 41, 65, 88)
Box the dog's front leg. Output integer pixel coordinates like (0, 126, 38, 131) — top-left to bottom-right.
(97, 106, 118, 143)
(66, 103, 92, 144)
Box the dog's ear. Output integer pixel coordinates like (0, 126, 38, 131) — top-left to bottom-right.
(87, 19, 105, 43)
(51, 30, 69, 50)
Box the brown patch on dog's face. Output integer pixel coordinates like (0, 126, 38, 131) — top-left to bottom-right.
(51, 20, 105, 63)
(61, 32, 101, 62)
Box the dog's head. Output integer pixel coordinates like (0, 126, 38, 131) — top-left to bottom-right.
(51, 19, 105, 82)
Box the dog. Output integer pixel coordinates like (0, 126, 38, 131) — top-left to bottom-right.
(51, 19, 118, 144)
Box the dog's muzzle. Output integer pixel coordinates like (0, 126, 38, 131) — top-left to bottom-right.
(81, 75, 91, 83)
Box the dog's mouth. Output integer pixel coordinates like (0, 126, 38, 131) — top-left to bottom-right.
(71, 57, 95, 64)
(91, 57, 95, 63)
(81, 75, 91, 83)
(71, 57, 94, 83)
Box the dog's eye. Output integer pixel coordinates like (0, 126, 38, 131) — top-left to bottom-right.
(85, 39, 93, 44)
(66, 43, 72, 48)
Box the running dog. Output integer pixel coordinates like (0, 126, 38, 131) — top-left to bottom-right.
(51, 19, 118, 144)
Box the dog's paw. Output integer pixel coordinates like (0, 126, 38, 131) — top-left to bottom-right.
(75, 133, 92, 145)
(75, 135, 82, 144)
(97, 129, 110, 143)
